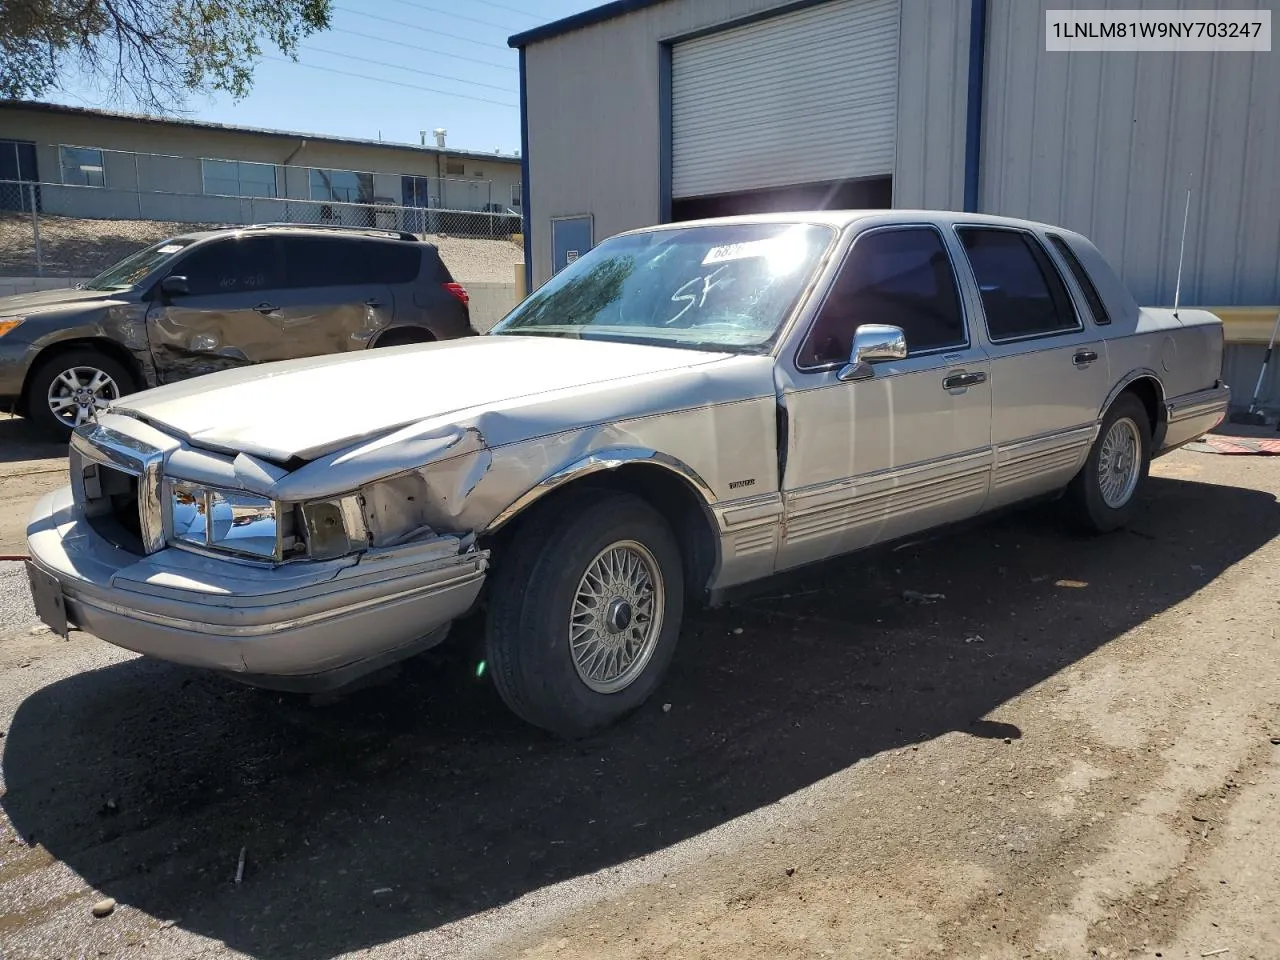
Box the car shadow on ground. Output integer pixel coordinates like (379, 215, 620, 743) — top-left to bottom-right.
(0, 414, 66, 465)
(3, 475, 1277, 959)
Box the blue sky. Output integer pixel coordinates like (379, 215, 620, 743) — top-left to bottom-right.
(47, 0, 601, 156)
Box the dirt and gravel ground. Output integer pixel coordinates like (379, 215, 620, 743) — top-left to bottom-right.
(0, 212, 523, 283)
(0, 427, 1277, 960)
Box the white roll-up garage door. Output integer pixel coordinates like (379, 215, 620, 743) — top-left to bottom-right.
(671, 0, 899, 200)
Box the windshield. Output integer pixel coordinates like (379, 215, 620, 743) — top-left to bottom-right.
(84, 237, 196, 291)
(490, 222, 835, 352)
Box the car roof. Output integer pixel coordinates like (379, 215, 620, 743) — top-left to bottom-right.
(616, 209, 1069, 236)
(169, 225, 440, 249)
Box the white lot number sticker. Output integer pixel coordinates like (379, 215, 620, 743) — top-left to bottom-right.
(158, 244, 184, 254)
(702, 237, 784, 265)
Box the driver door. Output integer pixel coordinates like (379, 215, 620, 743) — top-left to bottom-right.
(774, 224, 993, 571)
(146, 235, 287, 383)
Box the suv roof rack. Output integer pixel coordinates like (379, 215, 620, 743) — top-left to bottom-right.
(238, 222, 421, 242)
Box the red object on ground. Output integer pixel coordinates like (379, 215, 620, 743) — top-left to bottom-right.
(1191, 435, 1280, 455)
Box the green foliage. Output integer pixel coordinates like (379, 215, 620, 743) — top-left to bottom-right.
(0, 0, 332, 109)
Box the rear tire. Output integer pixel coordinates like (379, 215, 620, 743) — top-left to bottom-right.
(1065, 392, 1152, 534)
(484, 491, 684, 738)
(25, 349, 138, 441)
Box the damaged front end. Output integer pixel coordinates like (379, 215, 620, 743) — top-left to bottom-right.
(26, 413, 491, 689)
(136, 415, 492, 568)
(263, 422, 493, 562)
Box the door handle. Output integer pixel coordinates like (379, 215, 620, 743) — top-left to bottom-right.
(364, 297, 383, 308)
(943, 371, 987, 390)
(253, 302, 279, 314)
(1073, 349, 1098, 366)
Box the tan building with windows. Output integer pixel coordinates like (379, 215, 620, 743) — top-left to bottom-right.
(0, 100, 523, 226)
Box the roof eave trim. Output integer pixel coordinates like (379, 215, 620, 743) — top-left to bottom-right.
(508, 0, 668, 48)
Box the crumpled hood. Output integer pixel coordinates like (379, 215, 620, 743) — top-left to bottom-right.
(111, 335, 735, 462)
(0, 287, 127, 316)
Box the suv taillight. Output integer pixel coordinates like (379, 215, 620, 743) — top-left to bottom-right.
(443, 282, 469, 305)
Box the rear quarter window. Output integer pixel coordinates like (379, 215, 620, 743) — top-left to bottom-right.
(1047, 234, 1111, 325)
(415, 245, 454, 284)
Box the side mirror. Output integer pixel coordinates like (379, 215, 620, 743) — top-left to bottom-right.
(159, 275, 189, 298)
(838, 324, 907, 382)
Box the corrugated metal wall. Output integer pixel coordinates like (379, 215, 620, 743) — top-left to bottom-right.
(980, 0, 1280, 306)
(891, 0, 970, 209)
(523, 0, 956, 286)
(524, 0, 1277, 301)
(524, 0, 784, 286)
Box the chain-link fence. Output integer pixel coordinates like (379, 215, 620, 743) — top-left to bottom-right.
(2, 178, 524, 284)
(0, 142, 524, 284)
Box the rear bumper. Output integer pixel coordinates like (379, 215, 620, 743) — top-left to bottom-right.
(26, 486, 488, 687)
(1160, 380, 1231, 452)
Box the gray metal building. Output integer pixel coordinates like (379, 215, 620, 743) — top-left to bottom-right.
(509, 0, 1279, 316)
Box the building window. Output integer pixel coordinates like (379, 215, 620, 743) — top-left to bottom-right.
(472, 169, 484, 178)
(444, 160, 464, 176)
(60, 146, 106, 187)
(201, 159, 279, 198)
(0, 139, 38, 181)
(0, 139, 39, 212)
(402, 175, 436, 208)
(308, 168, 374, 203)
(511, 182, 522, 210)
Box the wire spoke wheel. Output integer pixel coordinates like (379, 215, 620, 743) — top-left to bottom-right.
(1096, 416, 1142, 508)
(46, 365, 120, 428)
(569, 539, 665, 695)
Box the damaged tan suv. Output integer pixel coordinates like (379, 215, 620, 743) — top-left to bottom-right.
(0, 223, 476, 438)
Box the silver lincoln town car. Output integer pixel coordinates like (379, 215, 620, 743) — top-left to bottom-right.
(25, 211, 1230, 737)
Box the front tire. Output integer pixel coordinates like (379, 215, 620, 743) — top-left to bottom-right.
(25, 349, 138, 441)
(1065, 392, 1152, 533)
(484, 491, 685, 738)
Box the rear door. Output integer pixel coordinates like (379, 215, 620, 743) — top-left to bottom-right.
(272, 235, 396, 355)
(147, 234, 288, 382)
(952, 225, 1110, 510)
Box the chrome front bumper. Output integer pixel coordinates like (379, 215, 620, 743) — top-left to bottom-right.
(26, 486, 488, 687)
